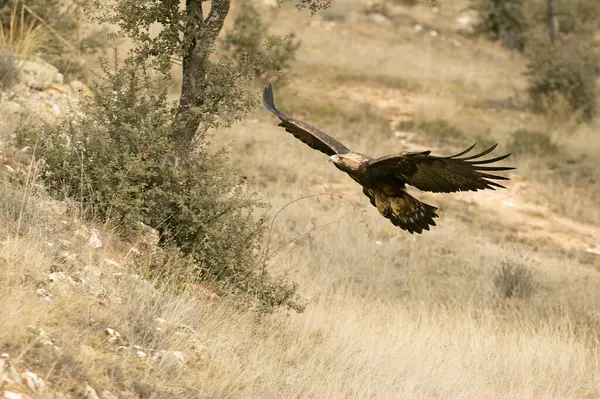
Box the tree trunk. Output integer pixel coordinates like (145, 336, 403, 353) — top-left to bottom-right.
(170, 0, 232, 149)
(546, 0, 558, 44)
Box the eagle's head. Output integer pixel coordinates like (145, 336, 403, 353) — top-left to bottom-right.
(329, 153, 367, 172)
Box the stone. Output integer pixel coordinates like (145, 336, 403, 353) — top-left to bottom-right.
(21, 371, 44, 394)
(0, 354, 22, 385)
(69, 80, 85, 94)
(137, 222, 160, 247)
(88, 229, 102, 249)
(369, 13, 393, 28)
(0, 101, 23, 115)
(3, 392, 25, 399)
(15, 59, 60, 90)
(83, 382, 100, 399)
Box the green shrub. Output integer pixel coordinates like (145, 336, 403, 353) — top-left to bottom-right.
(525, 37, 599, 122)
(493, 260, 536, 299)
(220, 0, 300, 82)
(0, 51, 18, 89)
(17, 55, 304, 313)
(470, 0, 528, 51)
(507, 129, 559, 156)
(0, 0, 108, 78)
(555, 0, 600, 34)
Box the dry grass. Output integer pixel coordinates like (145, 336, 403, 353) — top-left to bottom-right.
(2, 180, 600, 397)
(0, 4, 47, 59)
(2, 0, 600, 397)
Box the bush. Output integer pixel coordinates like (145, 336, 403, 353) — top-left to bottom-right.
(17, 55, 304, 313)
(0, 0, 108, 77)
(555, 0, 600, 35)
(0, 52, 18, 89)
(220, 0, 300, 82)
(493, 261, 535, 299)
(525, 37, 599, 122)
(507, 129, 559, 156)
(470, 0, 528, 51)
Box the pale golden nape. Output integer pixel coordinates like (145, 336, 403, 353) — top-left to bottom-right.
(335, 153, 367, 171)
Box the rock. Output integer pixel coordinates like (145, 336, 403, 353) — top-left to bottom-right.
(36, 287, 53, 302)
(3, 392, 25, 399)
(83, 382, 100, 399)
(48, 271, 77, 295)
(21, 371, 44, 394)
(88, 229, 102, 249)
(262, 0, 278, 8)
(0, 101, 23, 115)
(55, 73, 64, 85)
(172, 351, 185, 362)
(152, 350, 185, 363)
(457, 15, 471, 26)
(77, 265, 108, 299)
(15, 59, 60, 90)
(429, 30, 439, 37)
(369, 13, 393, 28)
(100, 391, 119, 399)
(414, 24, 423, 32)
(69, 80, 85, 94)
(1, 354, 21, 386)
(105, 328, 123, 344)
(137, 222, 160, 247)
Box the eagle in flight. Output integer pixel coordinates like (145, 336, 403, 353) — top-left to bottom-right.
(263, 84, 515, 234)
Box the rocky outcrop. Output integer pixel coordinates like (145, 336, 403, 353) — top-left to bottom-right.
(14, 58, 62, 91)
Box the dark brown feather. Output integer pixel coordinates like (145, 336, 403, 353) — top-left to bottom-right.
(263, 84, 351, 156)
(362, 188, 438, 234)
(366, 143, 515, 193)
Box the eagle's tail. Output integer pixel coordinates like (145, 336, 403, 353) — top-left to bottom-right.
(263, 83, 285, 118)
(363, 188, 439, 234)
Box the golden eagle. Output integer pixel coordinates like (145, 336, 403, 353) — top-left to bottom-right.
(263, 84, 515, 234)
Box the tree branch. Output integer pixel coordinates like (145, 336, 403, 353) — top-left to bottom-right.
(204, 0, 232, 44)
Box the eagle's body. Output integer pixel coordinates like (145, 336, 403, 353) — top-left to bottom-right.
(263, 84, 515, 234)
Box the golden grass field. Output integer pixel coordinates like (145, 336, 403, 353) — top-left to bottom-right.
(2, 0, 600, 397)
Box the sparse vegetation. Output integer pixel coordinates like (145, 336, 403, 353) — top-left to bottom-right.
(471, 0, 528, 51)
(0, 0, 108, 77)
(507, 128, 559, 155)
(525, 36, 599, 121)
(0, 4, 47, 59)
(494, 260, 536, 299)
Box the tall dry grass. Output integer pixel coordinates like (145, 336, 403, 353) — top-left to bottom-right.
(0, 4, 47, 58)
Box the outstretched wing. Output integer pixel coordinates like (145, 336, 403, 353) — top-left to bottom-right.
(367, 143, 515, 193)
(263, 84, 351, 156)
